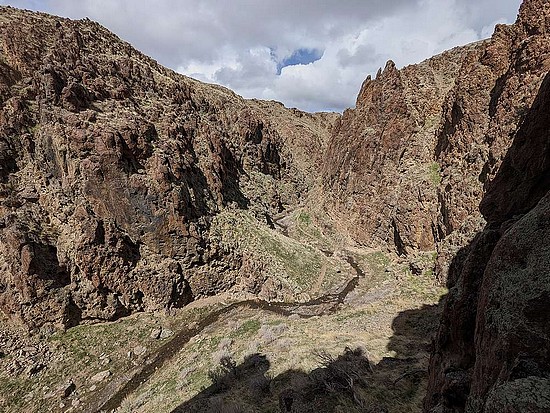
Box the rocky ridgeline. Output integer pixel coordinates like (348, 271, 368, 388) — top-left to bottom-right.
(321, 0, 550, 278)
(322, 43, 478, 255)
(0, 6, 337, 330)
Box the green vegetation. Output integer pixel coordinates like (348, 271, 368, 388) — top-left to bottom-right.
(359, 250, 391, 280)
(400, 272, 446, 302)
(297, 211, 312, 225)
(185, 369, 210, 392)
(292, 209, 333, 250)
(0, 377, 33, 412)
(335, 308, 375, 322)
(258, 228, 323, 289)
(28, 124, 40, 136)
(366, 251, 390, 268)
(231, 319, 261, 338)
(210, 209, 327, 291)
(429, 162, 442, 186)
(423, 115, 440, 130)
(397, 251, 444, 301)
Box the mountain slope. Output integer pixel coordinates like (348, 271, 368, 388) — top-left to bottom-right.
(1, 2, 550, 413)
(0, 5, 337, 330)
(319, 0, 550, 280)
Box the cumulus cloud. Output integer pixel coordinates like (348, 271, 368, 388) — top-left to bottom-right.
(1, 0, 522, 111)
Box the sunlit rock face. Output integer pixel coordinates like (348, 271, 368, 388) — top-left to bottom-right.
(425, 1, 550, 411)
(0, 6, 337, 330)
(1, 2, 550, 412)
(320, 0, 550, 282)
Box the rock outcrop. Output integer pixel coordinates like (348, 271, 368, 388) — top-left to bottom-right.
(1, 3, 550, 412)
(425, 69, 550, 413)
(422, 1, 550, 411)
(319, 1, 550, 410)
(321, 44, 479, 255)
(0, 6, 337, 330)
(320, 0, 550, 277)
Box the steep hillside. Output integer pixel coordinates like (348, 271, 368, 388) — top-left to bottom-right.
(426, 69, 550, 413)
(320, 0, 550, 279)
(321, 43, 480, 254)
(0, 6, 338, 330)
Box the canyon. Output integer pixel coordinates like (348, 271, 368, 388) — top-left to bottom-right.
(0, 0, 549, 412)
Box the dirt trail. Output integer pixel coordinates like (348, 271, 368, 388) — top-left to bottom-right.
(88, 253, 365, 413)
(312, 260, 328, 296)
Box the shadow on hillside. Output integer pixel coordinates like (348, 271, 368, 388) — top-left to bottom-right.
(171, 303, 442, 413)
(424, 71, 550, 412)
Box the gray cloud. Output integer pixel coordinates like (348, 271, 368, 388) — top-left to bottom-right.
(337, 43, 380, 67)
(214, 47, 277, 90)
(1, 0, 522, 111)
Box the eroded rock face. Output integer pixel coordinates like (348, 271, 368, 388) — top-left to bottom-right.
(318, 1, 550, 410)
(322, 48, 476, 255)
(0, 7, 337, 329)
(425, 61, 550, 413)
(422, 2, 550, 411)
(320, 0, 550, 276)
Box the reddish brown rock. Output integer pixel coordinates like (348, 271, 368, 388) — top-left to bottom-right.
(1, 5, 549, 412)
(320, 0, 550, 278)
(425, 48, 550, 413)
(317, 1, 550, 410)
(322, 47, 476, 255)
(0, 6, 337, 329)
(433, 0, 550, 278)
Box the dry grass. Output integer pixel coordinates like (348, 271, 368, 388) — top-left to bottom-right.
(0, 304, 223, 413)
(116, 247, 446, 413)
(0, 207, 446, 413)
(210, 208, 349, 297)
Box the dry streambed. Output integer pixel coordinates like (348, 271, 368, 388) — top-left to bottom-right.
(112, 249, 444, 413)
(0, 210, 445, 413)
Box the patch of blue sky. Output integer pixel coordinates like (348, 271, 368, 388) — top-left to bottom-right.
(273, 48, 324, 75)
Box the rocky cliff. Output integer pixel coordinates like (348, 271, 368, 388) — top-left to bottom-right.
(321, 0, 550, 277)
(1, 2, 550, 412)
(0, 6, 337, 330)
(321, 43, 479, 255)
(320, 0, 550, 411)
(422, 1, 550, 411)
(425, 69, 550, 413)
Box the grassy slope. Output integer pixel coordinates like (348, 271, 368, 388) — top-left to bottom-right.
(0, 207, 445, 413)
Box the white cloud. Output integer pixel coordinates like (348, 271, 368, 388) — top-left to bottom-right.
(1, 0, 522, 111)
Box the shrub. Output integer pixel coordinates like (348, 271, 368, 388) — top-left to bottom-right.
(312, 347, 373, 407)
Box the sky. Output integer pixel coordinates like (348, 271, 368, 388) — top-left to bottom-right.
(1, 0, 522, 112)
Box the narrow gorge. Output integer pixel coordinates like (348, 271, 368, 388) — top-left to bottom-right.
(0, 1, 549, 412)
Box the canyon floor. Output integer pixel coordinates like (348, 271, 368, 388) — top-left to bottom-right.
(0, 207, 444, 413)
